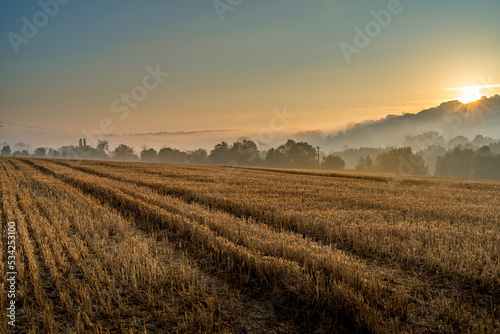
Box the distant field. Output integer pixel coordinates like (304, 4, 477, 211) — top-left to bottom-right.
(1, 157, 499, 333)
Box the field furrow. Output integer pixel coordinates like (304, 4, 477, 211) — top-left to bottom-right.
(22, 158, 397, 332)
(18, 158, 499, 332)
(3, 158, 292, 333)
(55, 160, 500, 294)
(2, 156, 499, 333)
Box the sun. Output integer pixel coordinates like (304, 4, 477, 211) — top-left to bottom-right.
(458, 86, 482, 104)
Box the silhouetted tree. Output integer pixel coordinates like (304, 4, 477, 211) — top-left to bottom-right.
(434, 146, 474, 178)
(375, 147, 428, 175)
(356, 155, 374, 172)
(158, 147, 188, 164)
(272, 139, 317, 168)
(58, 145, 84, 159)
(83, 140, 109, 160)
(332, 147, 383, 169)
(97, 140, 109, 152)
(230, 139, 260, 165)
(75, 144, 95, 159)
(141, 148, 158, 162)
(47, 148, 59, 158)
(1, 145, 11, 156)
(113, 144, 135, 161)
(209, 142, 232, 165)
(208, 140, 262, 166)
(34, 147, 47, 158)
(435, 145, 500, 180)
(266, 148, 288, 167)
(287, 140, 317, 168)
(470, 146, 500, 179)
(188, 149, 208, 165)
(322, 154, 345, 170)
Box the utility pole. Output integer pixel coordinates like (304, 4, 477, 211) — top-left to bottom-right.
(316, 146, 320, 169)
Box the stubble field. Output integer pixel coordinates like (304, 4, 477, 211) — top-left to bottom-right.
(0, 157, 499, 333)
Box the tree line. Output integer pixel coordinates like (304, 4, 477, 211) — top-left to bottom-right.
(2, 138, 500, 179)
(0, 139, 346, 171)
(353, 145, 500, 180)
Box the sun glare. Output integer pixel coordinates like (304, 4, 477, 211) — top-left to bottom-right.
(458, 86, 482, 104)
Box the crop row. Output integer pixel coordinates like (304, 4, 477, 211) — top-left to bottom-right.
(0, 159, 255, 333)
(23, 158, 500, 332)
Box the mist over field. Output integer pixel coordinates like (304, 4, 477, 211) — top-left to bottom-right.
(3, 96, 500, 180)
(311, 95, 500, 151)
(2, 95, 499, 153)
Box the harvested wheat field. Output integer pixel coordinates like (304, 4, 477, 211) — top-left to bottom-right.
(0, 157, 499, 333)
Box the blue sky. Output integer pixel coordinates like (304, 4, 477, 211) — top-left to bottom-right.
(1, 0, 499, 149)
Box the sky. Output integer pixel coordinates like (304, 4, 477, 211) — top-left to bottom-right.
(1, 0, 500, 151)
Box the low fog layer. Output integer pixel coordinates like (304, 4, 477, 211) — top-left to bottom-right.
(311, 95, 500, 152)
(2, 96, 499, 168)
